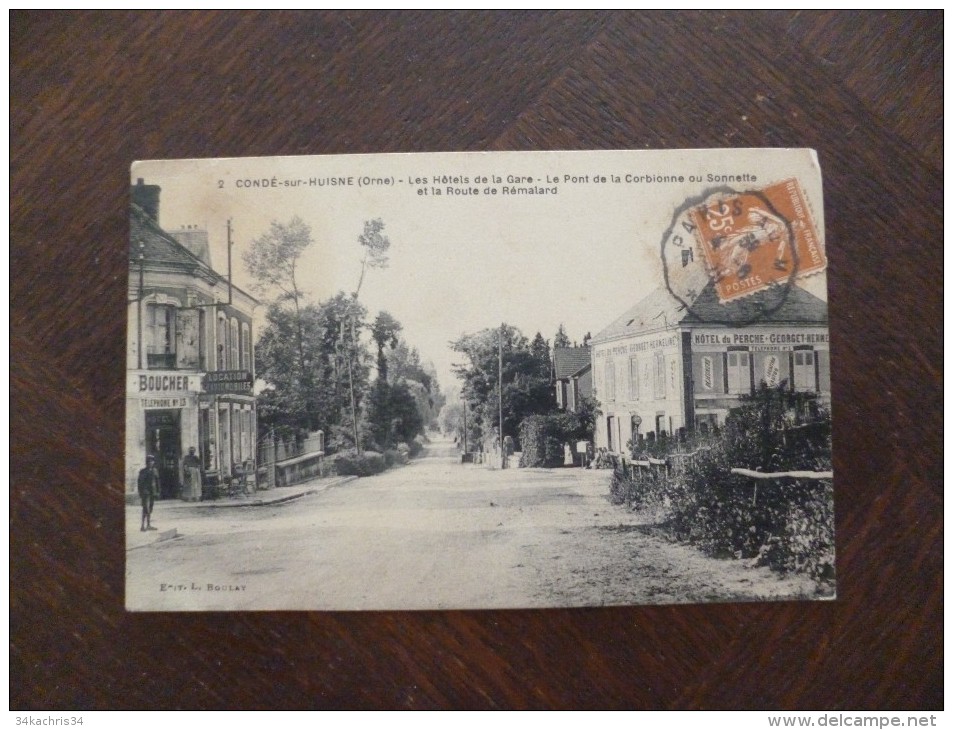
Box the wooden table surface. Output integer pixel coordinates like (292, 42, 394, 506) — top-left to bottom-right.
(10, 11, 942, 710)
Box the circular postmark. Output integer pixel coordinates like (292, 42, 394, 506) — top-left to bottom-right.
(660, 180, 822, 326)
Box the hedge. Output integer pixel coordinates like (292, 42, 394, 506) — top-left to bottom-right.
(610, 385, 835, 580)
(328, 449, 387, 477)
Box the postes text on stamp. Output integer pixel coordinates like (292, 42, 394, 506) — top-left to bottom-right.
(689, 178, 825, 303)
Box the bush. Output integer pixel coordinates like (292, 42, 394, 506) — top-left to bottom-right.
(383, 449, 408, 467)
(609, 466, 669, 515)
(329, 449, 387, 477)
(397, 440, 425, 458)
(518, 414, 566, 468)
(610, 384, 834, 580)
(664, 445, 834, 578)
(518, 403, 598, 468)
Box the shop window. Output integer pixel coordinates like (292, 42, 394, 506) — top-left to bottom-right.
(793, 350, 816, 391)
(696, 413, 718, 434)
(242, 410, 250, 463)
(146, 304, 176, 369)
(629, 357, 639, 401)
(231, 404, 241, 466)
(604, 361, 616, 402)
(727, 351, 751, 394)
(218, 407, 230, 474)
(199, 408, 212, 470)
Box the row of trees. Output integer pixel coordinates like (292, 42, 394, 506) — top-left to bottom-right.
(446, 323, 597, 455)
(245, 217, 443, 454)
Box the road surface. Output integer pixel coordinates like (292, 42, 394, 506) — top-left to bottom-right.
(126, 440, 821, 610)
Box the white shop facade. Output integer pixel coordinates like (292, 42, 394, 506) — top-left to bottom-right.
(126, 180, 259, 500)
(590, 285, 830, 454)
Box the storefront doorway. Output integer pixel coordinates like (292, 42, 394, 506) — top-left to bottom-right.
(145, 409, 181, 499)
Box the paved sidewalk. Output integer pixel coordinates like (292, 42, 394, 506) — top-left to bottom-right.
(125, 475, 357, 550)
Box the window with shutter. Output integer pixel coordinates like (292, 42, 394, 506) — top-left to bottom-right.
(727, 351, 751, 394)
(629, 357, 639, 401)
(146, 304, 177, 369)
(230, 318, 240, 370)
(242, 322, 251, 372)
(604, 361, 615, 402)
(654, 352, 666, 399)
(793, 350, 816, 391)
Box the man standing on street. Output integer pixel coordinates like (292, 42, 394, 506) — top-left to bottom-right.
(138, 454, 160, 531)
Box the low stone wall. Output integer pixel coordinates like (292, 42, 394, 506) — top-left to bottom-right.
(275, 451, 325, 488)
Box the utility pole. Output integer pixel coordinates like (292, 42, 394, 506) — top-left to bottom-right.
(137, 241, 145, 370)
(499, 322, 505, 469)
(462, 395, 468, 455)
(226, 218, 233, 305)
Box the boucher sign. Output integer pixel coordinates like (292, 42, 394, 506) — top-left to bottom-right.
(202, 370, 253, 395)
(130, 371, 200, 396)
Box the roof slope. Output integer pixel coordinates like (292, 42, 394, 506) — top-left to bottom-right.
(130, 203, 214, 274)
(129, 201, 260, 307)
(554, 347, 591, 379)
(592, 282, 828, 343)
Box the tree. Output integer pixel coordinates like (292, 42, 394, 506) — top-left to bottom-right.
(530, 331, 552, 381)
(243, 216, 313, 308)
(450, 324, 556, 448)
(344, 219, 392, 453)
(244, 217, 316, 427)
(440, 401, 462, 438)
(386, 339, 445, 430)
(554, 323, 571, 349)
(254, 303, 320, 435)
(354, 219, 391, 298)
(254, 294, 372, 441)
(370, 311, 402, 380)
(365, 379, 425, 450)
(320, 292, 371, 450)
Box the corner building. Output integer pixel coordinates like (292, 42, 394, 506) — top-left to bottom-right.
(590, 283, 830, 453)
(126, 180, 259, 499)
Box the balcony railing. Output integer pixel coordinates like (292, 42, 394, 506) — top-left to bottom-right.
(147, 353, 177, 369)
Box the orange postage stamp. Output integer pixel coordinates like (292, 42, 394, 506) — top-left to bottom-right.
(689, 178, 826, 303)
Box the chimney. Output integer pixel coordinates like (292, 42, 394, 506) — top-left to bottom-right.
(168, 225, 212, 267)
(132, 178, 161, 221)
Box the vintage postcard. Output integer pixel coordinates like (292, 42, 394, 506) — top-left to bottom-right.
(126, 149, 834, 611)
